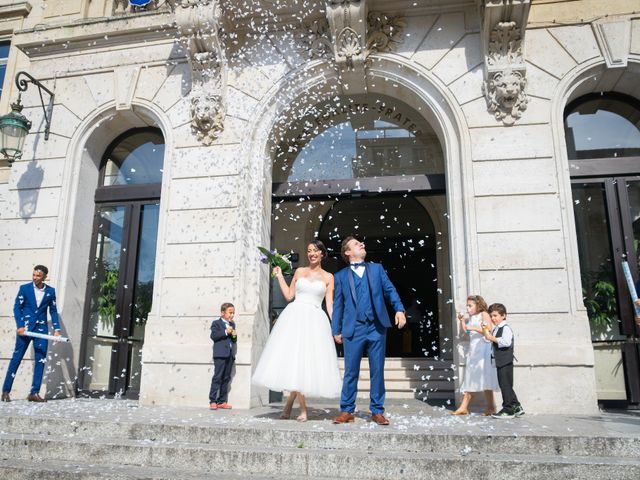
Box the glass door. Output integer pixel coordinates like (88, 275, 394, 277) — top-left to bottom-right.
(79, 202, 159, 398)
(572, 177, 640, 404)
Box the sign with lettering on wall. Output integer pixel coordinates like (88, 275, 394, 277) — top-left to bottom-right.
(129, 0, 152, 7)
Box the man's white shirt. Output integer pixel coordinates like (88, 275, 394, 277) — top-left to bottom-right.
(350, 264, 365, 278)
(33, 283, 46, 308)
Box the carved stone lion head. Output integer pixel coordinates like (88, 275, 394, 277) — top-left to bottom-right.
(484, 68, 527, 125)
(190, 92, 225, 145)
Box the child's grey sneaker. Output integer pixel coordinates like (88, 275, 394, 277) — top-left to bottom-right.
(514, 405, 525, 417)
(491, 409, 515, 419)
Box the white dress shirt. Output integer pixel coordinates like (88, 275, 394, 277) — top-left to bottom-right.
(33, 283, 46, 308)
(492, 320, 513, 348)
(222, 319, 232, 336)
(350, 263, 366, 278)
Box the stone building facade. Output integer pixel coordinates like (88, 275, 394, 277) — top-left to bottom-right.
(0, 0, 639, 414)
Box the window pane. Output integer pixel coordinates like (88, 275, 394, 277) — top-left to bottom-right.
(131, 203, 159, 339)
(81, 206, 126, 392)
(0, 42, 10, 60)
(565, 96, 640, 159)
(273, 94, 444, 183)
(103, 131, 165, 186)
(627, 179, 640, 276)
(0, 64, 6, 99)
(571, 183, 624, 340)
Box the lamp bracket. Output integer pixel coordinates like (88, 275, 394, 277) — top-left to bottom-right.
(15, 71, 55, 141)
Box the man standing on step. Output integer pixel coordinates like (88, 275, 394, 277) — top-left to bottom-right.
(332, 236, 406, 426)
(2, 265, 61, 403)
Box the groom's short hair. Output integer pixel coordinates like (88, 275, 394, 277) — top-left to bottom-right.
(340, 236, 358, 263)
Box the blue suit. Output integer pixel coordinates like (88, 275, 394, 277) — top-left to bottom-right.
(3, 282, 60, 396)
(332, 263, 404, 414)
(209, 318, 237, 404)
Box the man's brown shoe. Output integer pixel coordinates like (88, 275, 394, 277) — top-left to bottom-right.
(371, 413, 389, 425)
(27, 394, 46, 403)
(1, 392, 10, 402)
(333, 411, 355, 424)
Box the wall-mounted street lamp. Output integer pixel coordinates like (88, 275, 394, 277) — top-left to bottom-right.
(0, 71, 55, 165)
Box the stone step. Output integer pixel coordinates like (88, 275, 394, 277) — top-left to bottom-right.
(339, 358, 455, 371)
(1, 433, 638, 480)
(338, 358, 456, 399)
(0, 458, 320, 480)
(356, 378, 454, 390)
(0, 414, 637, 459)
(340, 369, 456, 381)
(376, 391, 453, 401)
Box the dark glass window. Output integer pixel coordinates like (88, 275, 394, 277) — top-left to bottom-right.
(0, 41, 10, 100)
(564, 94, 640, 160)
(102, 130, 165, 186)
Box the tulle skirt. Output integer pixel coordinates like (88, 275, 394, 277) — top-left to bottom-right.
(460, 332, 500, 393)
(252, 300, 342, 398)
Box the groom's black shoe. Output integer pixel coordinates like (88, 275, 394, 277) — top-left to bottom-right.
(333, 412, 355, 424)
(371, 413, 390, 425)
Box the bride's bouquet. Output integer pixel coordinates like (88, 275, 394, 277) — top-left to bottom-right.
(258, 246, 293, 277)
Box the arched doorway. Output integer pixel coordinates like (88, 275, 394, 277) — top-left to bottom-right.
(77, 128, 165, 399)
(565, 92, 640, 406)
(270, 94, 448, 360)
(317, 196, 440, 357)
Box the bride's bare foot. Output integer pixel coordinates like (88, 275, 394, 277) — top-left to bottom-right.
(296, 412, 307, 422)
(450, 409, 469, 415)
(280, 410, 291, 420)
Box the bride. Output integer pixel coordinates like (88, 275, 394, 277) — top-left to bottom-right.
(252, 240, 342, 421)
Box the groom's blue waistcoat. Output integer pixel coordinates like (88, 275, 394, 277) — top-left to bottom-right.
(332, 262, 404, 339)
(354, 270, 375, 323)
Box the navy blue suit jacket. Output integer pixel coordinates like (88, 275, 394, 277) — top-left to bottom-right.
(210, 318, 237, 358)
(331, 262, 404, 339)
(14, 282, 60, 332)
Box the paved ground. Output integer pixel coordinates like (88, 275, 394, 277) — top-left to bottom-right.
(1, 397, 638, 439)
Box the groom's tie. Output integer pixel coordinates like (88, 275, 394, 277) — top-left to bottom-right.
(350, 262, 366, 268)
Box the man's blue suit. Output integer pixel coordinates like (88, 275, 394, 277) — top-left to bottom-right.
(332, 262, 404, 414)
(3, 282, 60, 396)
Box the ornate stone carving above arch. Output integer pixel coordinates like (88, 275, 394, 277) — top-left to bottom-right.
(171, 0, 227, 145)
(303, 1, 406, 94)
(479, 0, 530, 125)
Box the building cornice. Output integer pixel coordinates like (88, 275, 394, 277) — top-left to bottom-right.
(0, 1, 31, 20)
(13, 11, 175, 58)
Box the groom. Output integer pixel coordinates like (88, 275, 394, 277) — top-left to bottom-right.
(332, 236, 405, 425)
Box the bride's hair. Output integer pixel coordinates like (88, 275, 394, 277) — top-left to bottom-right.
(308, 240, 327, 260)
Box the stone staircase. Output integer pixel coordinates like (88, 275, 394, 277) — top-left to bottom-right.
(0, 400, 639, 479)
(339, 357, 456, 402)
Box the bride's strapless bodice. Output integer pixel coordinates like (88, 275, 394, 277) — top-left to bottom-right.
(294, 277, 326, 307)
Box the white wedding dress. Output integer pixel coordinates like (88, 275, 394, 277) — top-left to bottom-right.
(460, 313, 500, 393)
(252, 277, 342, 398)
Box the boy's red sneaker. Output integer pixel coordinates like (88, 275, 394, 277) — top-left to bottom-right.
(217, 402, 232, 409)
(209, 402, 218, 410)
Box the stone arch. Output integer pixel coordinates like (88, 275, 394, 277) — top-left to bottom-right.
(238, 54, 477, 394)
(48, 100, 173, 397)
(550, 57, 640, 315)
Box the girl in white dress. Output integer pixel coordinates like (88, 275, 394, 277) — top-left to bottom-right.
(252, 240, 342, 421)
(451, 295, 499, 416)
